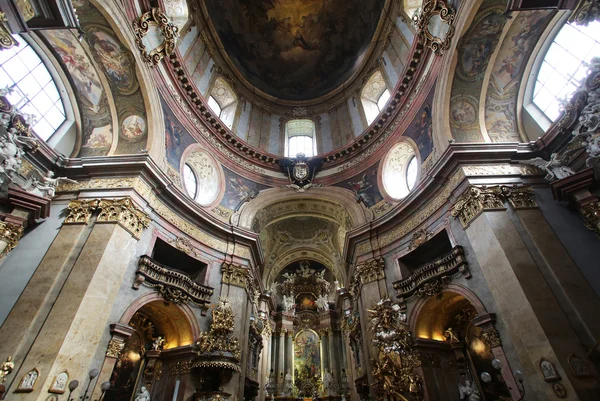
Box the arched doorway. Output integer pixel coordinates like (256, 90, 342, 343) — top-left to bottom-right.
(412, 290, 512, 401)
(105, 300, 194, 401)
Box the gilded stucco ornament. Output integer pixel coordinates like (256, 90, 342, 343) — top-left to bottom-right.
(97, 198, 150, 239)
(368, 299, 413, 355)
(221, 262, 252, 288)
(133, 8, 179, 67)
(194, 297, 241, 372)
(0, 221, 24, 256)
(413, 0, 455, 56)
(408, 229, 433, 251)
(580, 201, 600, 235)
(480, 328, 502, 349)
(452, 185, 539, 228)
(106, 338, 126, 358)
(355, 257, 386, 285)
(64, 199, 99, 224)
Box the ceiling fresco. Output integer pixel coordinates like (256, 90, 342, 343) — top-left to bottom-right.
(204, 0, 386, 100)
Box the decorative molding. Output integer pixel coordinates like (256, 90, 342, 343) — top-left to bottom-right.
(221, 262, 251, 288)
(168, 236, 199, 258)
(0, 221, 24, 255)
(133, 8, 179, 67)
(169, 360, 193, 375)
(414, 0, 455, 56)
(135, 255, 214, 306)
(97, 198, 150, 239)
(106, 338, 126, 358)
(480, 328, 501, 348)
(581, 201, 600, 235)
(64, 199, 99, 224)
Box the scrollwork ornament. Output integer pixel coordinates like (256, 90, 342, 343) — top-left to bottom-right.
(413, 0, 456, 56)
(133, 8, 179, 67)
(414, 277, 449, 298)
(569, 0, 600, 26)
(480, 328, 502, 348)
(157, 284, 190, 305)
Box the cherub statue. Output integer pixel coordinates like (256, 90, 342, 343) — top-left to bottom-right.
(152, 336, 165, 351)
(458, 375, 481, 401)
(315, 294, 329, 311)
(25, 170, 78, 198)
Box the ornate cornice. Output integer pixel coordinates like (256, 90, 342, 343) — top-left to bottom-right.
(221, 262, 252, 288)
(64, 199, 99, 224)
(0, 221, 24, 255)
(393, 246, 469, 300)
(354, 257, 386, 285)
(451, 185, 539, 228)
(135, 255, 214, 306)
(97, 198, 150, 239)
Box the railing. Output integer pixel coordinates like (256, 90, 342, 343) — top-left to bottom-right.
(136, 255, 213, 305)
(393, 246, 469, 299)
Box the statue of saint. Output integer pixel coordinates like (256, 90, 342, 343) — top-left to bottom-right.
(322, 369, 334, 396)
(458, 376, 481, 401)
(0, 356, 14, 382)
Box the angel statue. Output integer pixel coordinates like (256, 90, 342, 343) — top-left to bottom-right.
(520, 153, 574, 181)
(315, 294, 329, 311)
(458, 376, 481, 401)
(134, 386, 151, 401)
(283, 294, 295, 312)
(0, 356, 14, 382)
(25, 170, 78, 198)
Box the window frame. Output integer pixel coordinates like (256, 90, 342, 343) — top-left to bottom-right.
(183, 162, 198, 200)
(285, 119, 317, 158)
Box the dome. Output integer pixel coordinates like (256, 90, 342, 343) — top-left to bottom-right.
(203, 0, 386, 101)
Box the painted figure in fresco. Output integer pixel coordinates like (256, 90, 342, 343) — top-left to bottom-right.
(348, 173, 374, 206)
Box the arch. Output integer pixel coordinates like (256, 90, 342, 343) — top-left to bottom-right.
(266, 249, 343, 288)
(236, 187, 369, 233)
(119, 292, 200, 347)
(409, 283, 487, 340)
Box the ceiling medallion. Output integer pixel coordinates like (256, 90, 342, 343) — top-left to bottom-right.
(413, 0, 456, 56)
(133, 8, 179, 67)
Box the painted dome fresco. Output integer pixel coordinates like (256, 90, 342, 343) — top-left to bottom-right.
(204, 0, 386, 101)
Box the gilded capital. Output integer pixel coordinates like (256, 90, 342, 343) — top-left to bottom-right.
(480, 328, 502, 348)
(581, 201, 600, 235)
(221, 262, 251, 288)
(354, 257, 385, 285)
(97, 198, 150, 239)
(451, 186, 505, 228)
(106, 338, 126, 358)
(501, 186, 538, 210)
(64, 199, 99, 224)
(0, 221, 24, 255)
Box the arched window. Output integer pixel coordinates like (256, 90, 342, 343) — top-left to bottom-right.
(207, 77, 237, 129)
(183, 163, 198, 199)
(1, 35, 67, 141)
(532, 20, 600, 122)
(381, 141, 418, 200)
(361, 70, 391, 126)
(285, 119, 317, 157)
